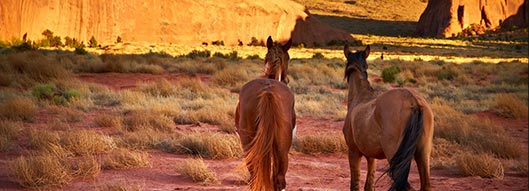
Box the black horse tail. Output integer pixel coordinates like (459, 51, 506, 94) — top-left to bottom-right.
(389, 107, 423, 191)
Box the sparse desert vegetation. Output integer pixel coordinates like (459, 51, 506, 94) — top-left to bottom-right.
(0, 0, 527, 190)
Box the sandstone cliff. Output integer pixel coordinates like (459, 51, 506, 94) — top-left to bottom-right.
(416, 0, 528, 37)
(0, 0, 353, 46)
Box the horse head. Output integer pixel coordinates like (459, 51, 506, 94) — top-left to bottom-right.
(264, 36, 292, 84)
(343, 44, 370, 82)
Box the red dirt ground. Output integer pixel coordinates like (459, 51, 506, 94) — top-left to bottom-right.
(0, 73, 527, 191)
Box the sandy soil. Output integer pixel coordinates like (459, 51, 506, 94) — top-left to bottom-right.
(0, 73, 526, 191)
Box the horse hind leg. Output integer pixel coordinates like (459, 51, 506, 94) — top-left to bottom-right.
(414, 147, 432, 191)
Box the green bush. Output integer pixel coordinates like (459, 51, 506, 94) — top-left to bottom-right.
(381, 66, 401, 83)
(186, 50, 211, 59)
(64, 90, 81, 101)
(213, 51, 239, 60)
(74, 47, 88, 55)
(32, 84, 56, 99)
(312, 52, 325, 59)
(88, 36, 98, 48)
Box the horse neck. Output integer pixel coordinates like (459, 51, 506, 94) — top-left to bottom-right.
(347, 75, 376, 108)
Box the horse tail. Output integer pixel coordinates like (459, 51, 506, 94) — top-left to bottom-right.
(245, 90, 284, 191)
(388, 106, 423, 191)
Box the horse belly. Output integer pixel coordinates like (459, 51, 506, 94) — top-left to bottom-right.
(352, 113, 385, 159)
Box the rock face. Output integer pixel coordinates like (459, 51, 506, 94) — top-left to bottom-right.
(416, 0, 528, 37)
(0, 0, 353, 46)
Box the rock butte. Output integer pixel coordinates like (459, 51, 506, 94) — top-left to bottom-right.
(0, 0, 354, 46)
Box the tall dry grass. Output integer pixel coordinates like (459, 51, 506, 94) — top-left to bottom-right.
(0, 96, 38, 121)
(491, 93, 528, 119)
(61, 130, 115, 156)
(176, 158, 218, 184)
(8, 153, 71, 188)
(160, 132, 242, 159)
(431, 98, 523, 159)
(0, 120, 23, 151)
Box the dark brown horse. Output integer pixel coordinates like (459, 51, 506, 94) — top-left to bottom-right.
(235, 78, 296, 191)
(342, 45, 434, 191)
(263, 36, 292, 84)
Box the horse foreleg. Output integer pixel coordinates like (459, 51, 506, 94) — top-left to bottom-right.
(364, 157, 376, 191)
(347, 150, 362, 191)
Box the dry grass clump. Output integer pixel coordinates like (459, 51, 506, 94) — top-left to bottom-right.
(211, 66, 250, 88)
(94, 114, 123, 129)
(101, 148, 150, 170)
(58, 107, 85, 122)
(123, 110, 174, 133)
(68, 156, 101, 178)
(491, 93, 528, 119)
(8, 153, 71, 188)
(99, 181, 143, 191)
(455, 153, 504, 179)
(160, 133, 242, 159)
(0, 96, 38, 121)
(166, 58, 218, 75)
(294, 89, 345, 117)
(4, 51, 70, 85)
(431, 98, 523, 159)
(0, 120, 23, 151)
(430, 138, 464, 169)
(99, 54, 165, 74)
(293, 134, 347, 154)
(176, 158, 218, 184)
(288, 61, 342, 86)
(61, 130, 115, 156)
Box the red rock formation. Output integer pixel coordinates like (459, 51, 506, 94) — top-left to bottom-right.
(416, 0, 528, 37)
(0, 0, 354, 46)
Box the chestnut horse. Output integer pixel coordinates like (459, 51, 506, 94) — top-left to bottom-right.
(342, 45, 434, 191)
(235, 78, 295, 191)
(263, 36, 292, 84)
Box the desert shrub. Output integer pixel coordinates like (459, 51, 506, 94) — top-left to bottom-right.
(8, 153, 71, 188)
(247, 37, 263, 46)
(61, 130, 114, 156)
(116, 36, 122, 43)
(161, 133, 242, 159)
(431, 98, 523, 159)
(0, 120, 23, 151)
(118, 129, 173, 149)
(246, 54, 261, 59)
(94, 114, 123, 128)
(211, 67, 250, 87)
(293, 134, 347, 154)
(430, 138, 463, 169)
(88, 36, 98, 48)
(101, 148, 149, 170)
(381, 66, 401, 83)
(123, 110, 174, 133)
(455, 153, 504, 178)
(0, 96, 38, 121)
(74, 47, 88, 55)
(32, 83, 56, 99)
(312, 52, 325, 59)
(176, 158, 218, 184)
(7, 51, 70, 84)
(491, 93, 528, 119)
(186, 50, 211, 59)
(213, 51, 239, 60)
(166, 60, 216, 75)
(437, 65, 461, 81)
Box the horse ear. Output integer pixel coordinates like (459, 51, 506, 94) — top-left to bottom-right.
(343, 44, 350, 59)
(364, 45, 370, 58)
(266, 36, 273, 49)
(282, 38, 292, 52)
